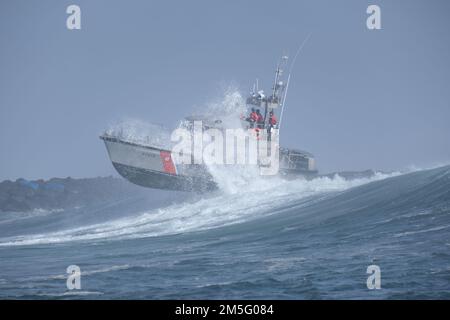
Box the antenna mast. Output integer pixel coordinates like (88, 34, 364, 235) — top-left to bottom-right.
(278, 34, 312, 132)
(278, 73, 290, 131)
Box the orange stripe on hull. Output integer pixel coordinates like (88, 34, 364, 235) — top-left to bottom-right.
(160, 151, 177, 175)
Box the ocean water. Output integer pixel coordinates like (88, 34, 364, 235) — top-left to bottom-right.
(0, 165, 449, 299)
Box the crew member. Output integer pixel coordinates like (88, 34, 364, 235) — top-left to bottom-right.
(269, 111, 277, 127)
(267, 111, 277, 140)
(256, 109, 264, 129)
(247, 108, 258, 128)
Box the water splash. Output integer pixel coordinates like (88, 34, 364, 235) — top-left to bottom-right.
(104, 118, 172, 149)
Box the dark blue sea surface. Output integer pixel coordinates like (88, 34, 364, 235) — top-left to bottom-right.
(0, 165, 449, 299)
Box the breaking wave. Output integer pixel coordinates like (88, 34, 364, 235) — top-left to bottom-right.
(1, 165, 449, 299)
(0, 169, 399, 247)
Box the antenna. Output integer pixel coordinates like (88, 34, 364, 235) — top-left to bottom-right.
(289, 33, 311, 74)
(278, 73, 290, 131)
(278, 33, 311, 133)
(271, 61, 280, 98)
(271, 55, 289, 101)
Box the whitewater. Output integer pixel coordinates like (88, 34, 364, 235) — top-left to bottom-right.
(0, 91, 449, 299)
(0, 164, 449, 299)
(0, 170, 395, 247)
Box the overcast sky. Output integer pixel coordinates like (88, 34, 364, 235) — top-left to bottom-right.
(1, 0, 449, 181)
